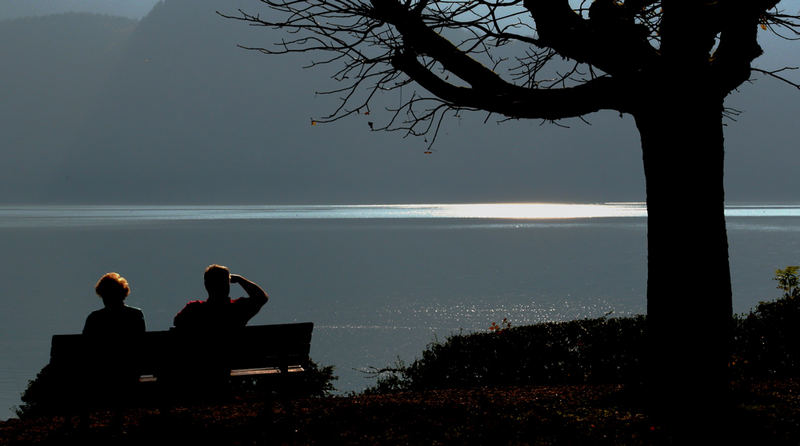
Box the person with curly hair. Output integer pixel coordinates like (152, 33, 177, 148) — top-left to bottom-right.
(80, 272, 145, 429)
(83, 272, 145, 336)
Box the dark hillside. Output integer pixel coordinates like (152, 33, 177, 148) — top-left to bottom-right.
(0, 1, 797, 204)
(0, 0, 154, 20)
(2, 0, 647, 204)
(0, 14, 135, 201)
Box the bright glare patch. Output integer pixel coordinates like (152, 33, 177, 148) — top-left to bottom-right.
(4, 203, 800, 227)
(428, 203, 647, 219)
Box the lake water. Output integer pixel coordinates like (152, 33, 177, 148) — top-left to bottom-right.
(1, 203, 799, 419)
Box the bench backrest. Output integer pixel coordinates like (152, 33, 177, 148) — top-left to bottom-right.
(50, 322, 314, 377)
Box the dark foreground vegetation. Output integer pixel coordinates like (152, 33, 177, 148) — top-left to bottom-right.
(3, 268, 800, 445)
(366, 267, 800, 394)
(1, 380, 799, 445)
(364, 298, 800, 394)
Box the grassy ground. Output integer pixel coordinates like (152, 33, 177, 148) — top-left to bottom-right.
(2, 379, 799, 445)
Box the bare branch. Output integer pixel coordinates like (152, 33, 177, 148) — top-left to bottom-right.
(752, 66, 800, 89)
(222, 0, 800, 145)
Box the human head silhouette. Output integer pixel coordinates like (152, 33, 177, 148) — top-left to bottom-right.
(204, 264, 231, 302)
(95, 272, 130, 308)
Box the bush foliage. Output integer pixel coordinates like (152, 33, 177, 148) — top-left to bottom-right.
(17, 358, 336, 418)
(732, 267, 800, 379)
(366, 315, 647, 394)
(365, 316, 647, 394)
(368, 267, 800, 393)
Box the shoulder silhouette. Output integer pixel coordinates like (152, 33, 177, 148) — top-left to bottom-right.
(173, 264, 269, 330)
(83, 272, 145, 337)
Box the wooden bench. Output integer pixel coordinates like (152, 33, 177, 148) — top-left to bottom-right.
(48, 322, 314, 405)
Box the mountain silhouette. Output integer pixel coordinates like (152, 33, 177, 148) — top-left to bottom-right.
(0, 0, 156, 20)
(1, 0, 797, 204)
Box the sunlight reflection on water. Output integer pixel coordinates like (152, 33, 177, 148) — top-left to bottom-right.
(1, 202, 798, 228)
(317, 298, 628, 333)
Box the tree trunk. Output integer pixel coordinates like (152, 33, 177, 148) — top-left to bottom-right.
(633, 86, 733, 431)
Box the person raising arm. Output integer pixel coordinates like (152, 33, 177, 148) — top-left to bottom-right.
(174, 265, 270, 330)
(230, 273, 268, 306)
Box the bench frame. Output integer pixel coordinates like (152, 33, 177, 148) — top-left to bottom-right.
(48, 322, 314, 404)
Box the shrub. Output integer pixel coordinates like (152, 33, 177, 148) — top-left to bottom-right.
(366, 315, 647, 393)
(16, 364, 59, 418)
(16, 358, 337, 419)
(366, 267, 800, 394)
(774, 266, 800, 299)
(732, 295, 800, 379)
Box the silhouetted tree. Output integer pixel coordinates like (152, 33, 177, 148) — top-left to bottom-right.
(224, 0, 799, 426)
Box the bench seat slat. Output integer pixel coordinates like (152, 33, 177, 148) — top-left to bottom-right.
(230, 367, 281, 376)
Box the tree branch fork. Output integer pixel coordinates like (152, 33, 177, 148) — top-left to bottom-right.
(222, 0, 799, 144)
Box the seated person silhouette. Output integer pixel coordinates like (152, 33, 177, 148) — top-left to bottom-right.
(84, 272, 145, 336)
(173, 264, 269, 330)
(81, 272, 145, 422)
(170, 264, 269, 398)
